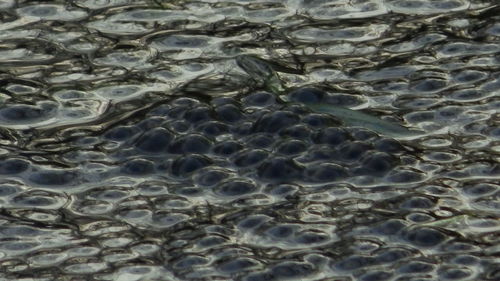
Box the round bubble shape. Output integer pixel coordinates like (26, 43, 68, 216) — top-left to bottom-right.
(28, 170, 77, 186)
(305, 163, 348, 182)
(453, 70, 487, 84)
(288, 87, 326, 103)
(463, 183, 498, 197)
(374, 138, 405, 153)
(212, 140, 244, 156)
(218, 258, 259, 273)
(135, 127, 174, 153)
(215, 104, 243, 123)
(196, 235, 227, 248)
(121, 159, 155, 175)
(398, 261, 435, 273)
(94, 85, 144, 100)
(271, 262, 314, 279)
(183, 106, 213, 124)
(245, 133, 275, 148)
(0, 184, 21, 196)
(312, 127, 350, 146)
(252, 110, 301, 133)
(371, 219, 407, 235)
(265, 224, 296, 238)
(0, 158, 30, 174)
(334, 255, 376, 271)
(233, 149, 269, 167)
(17, 4, 87, 21)
(213, 179, 257, 197)
(11, 191, 65, 208)
(301, 113, 338, 128)
(298, 145, 337, 163)
(403, 227, 446, 247)
(400, 196, 435, 209)
(173, 255, 209, 269)
(242, 91, 276, 107)
(263, 184, 298, 197)
(356, 152, 397, 176)
(276, 139, 307, 155)
(375, 248, 413, 263)
(257, 157, 304, 182)
(136, 116, 167, 130)
(193, 168, 230, 187)
(171, 154, 211, 177)
(280, 124, 312, 139)
(336, 141, 372, 162)
(103, 125, 141, 141)
(195, 121, 229, 136)
(359, 270, 393, 281)
(294, 231, 329, 244)
(438, 267, 473, 280)
(238, 215, 272, 229)
(411, 78, 447, 92)
(168, 134, 212, 154)
(0, 103, 57, 123)
(387, 169, 426, 183)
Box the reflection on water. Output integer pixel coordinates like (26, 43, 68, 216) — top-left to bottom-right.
(0, 0, 499, 280)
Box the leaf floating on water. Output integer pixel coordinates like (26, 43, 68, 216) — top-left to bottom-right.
(236, 55, 284, 93)
(303, 103, 424, 138)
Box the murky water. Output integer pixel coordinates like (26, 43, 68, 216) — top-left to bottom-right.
(0, 0, 499, 280)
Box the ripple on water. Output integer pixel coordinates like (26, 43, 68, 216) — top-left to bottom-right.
(289, 24, 389, 43)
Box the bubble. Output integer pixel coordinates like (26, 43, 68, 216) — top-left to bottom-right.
(301, 113, 337, 128)
(387, 169, 426, 183)
(213, 180, 257, 197)
(312, 127, 350, 145)
(242, 92, 276, 107)
(28, 170, 77, 186)
(194, 168, 231, 187)
(171, 154, 211, 177)
(403, 227, 446, 247)
(271, 262, 314, 279)
(0, 184, 21, 196)
(288, 87, 326, 103)
(17, 4, 87, 21)
(121, 159, 154, 175)
(169, 134, 212, 154)
(411, 78, 447, 92)
(276, 139, 307, 155)
(334, 255, 375, 271)
(257, 157, 304, 182)
(305, 163, 348, 182)
(266, 225, 296, 238)
(294, 231, 329, 244)
(218, 258, 259, 273)
(375, 248, 412, 263)
(360, 270, 393, 281)
(400, 196, 435, 209)
(135, 128, 174, 153)
(0, 158, 30, 174)
(438, 267, 472, 280)
(374, 138, 405, 153)
(195, 121, 229, 136)
(252, 111, 301, 133)
(245, 133, 275, 148)
(337, 141, 372, 162)
(212, 140, 244, 156)
(196, 235, 227, 248)
(174, 255, 210, 269)
(238, 215, 271, 229)
(184, 106, 213, 124)
(398, 261, 435, 273)
(0, 103, 57, 123)
(104, 125, 141, 141)
(280, 124, 312, 139)
(372, 219, 407, 235)
(215, 104, 243, 123)
(233, 149, 269, 167)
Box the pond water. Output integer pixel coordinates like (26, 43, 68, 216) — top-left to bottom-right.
(0, 0, 499, 280)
